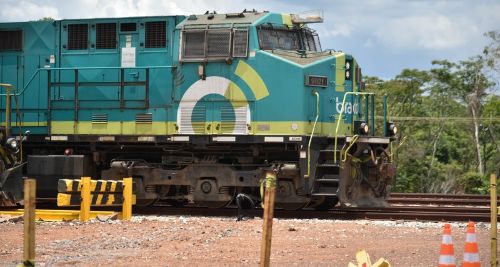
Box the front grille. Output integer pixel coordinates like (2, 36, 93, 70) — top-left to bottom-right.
(96, 23, 116, 49)
(145, 21, 166, 48)
(67, 24, 88, 50)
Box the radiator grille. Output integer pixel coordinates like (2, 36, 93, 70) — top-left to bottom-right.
(96, 23, 116, 49)
(0, 30, 22, 51)
(91, 113, 108, 124)
(183, 31, 205, 58)
(207, 30, 231, 58)
(67, 24, 88, 50)
(145, 21, 166, 48)
(120, 23, 136, 32)
(135, 113, 153, 124)
(233, 29, 248, 57)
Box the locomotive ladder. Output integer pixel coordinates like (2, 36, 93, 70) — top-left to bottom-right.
(310, 91, 376, 198)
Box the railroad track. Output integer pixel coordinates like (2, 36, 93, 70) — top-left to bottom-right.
(3, 193, 498, 222)
(135, 204, 494, 222)
(388, 193, 497, 206)
(136, 192, 498, 222)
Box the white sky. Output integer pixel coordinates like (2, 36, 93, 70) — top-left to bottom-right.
(1, 0, 499, 79)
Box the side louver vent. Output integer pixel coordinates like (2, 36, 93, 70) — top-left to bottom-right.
(92, 113, 108, 124)
(220, 106, 248, 134)
(179, 106, 205, 134)
(136, 113, 153, 124)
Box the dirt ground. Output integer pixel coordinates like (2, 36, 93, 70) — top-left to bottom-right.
(0, 215, 496, 266)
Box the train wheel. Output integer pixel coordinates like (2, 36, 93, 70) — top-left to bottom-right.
(275, 180, 308, 210)
(310, 196, 339, 211)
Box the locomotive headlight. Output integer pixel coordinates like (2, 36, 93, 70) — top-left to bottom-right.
(6, 138, 19, 153)
(354, 121, 370, 135)
(361, 123, 369, 134)
(386, 122, 398, 136)
(345, 61, 350, 70)
(345, 70, 350, 79)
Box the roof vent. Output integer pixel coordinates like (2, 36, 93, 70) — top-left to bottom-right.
(226, 13, 245, 18)
(188, 15, 197, 20)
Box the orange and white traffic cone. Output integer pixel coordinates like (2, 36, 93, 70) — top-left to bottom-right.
(439, 223, 456, 267)
(462, 221, 480, 267)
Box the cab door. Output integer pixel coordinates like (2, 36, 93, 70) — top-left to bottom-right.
(119, 30, 144, 107)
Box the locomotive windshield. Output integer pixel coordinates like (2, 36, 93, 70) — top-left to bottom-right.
(257, 25, 321, 52)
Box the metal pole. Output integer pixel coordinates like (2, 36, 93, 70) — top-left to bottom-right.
(260, 171, 277, 267)
(491, 173, 498, 267)
(79, 177, 91, 222)
(23, 178, 36, 267)
(5, 85, 10, 137)
(383, 95, 388, 137)
(122, 177, 133, 220)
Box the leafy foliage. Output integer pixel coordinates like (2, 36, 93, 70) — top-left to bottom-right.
(365, 31, 500, 194)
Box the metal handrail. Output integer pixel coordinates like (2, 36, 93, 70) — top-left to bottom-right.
(0, 65, 175, 97)
(333, 91, 375, 163)
(305, 91, 320, 179)
(0, 83, 12, 136)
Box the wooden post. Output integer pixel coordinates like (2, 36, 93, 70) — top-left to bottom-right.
(122, 177, 133, 220)
(260, 171, 277, 267)
(491, 173, 498, 267)
(23, 178, 36, 267)
(79, 177, 91, 222)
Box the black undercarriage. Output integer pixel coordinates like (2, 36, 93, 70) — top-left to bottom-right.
(21, 135, 395, 209)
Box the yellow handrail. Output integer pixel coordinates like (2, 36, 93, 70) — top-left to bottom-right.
(334, 92, 375, 163)
(0, 83, 12, 137)
(305, 91, 320, 179)
(341, 134, 359, 162)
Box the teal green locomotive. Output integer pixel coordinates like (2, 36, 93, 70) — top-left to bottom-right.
(0, 11, 397, 209)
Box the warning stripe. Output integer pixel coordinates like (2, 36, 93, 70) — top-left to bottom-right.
(58, 179, 136, 193)
(463, 252, 480, 262)
(441, 235, 453, 244)
(57, 193, 136, 207)
(438, 254, 456, 264)
(465, 233, 477, 243)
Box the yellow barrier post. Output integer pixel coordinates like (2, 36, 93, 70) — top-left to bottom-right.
(79, 177, 91, 222)
(23, 178, 36, 267)
(491, 173, 498, 267)
(259, 171, 277, 267)
(122, 177, 133, 220)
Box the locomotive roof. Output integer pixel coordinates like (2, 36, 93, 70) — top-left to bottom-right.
(177, 12, 267, 28)
(264, 50, 345, 66)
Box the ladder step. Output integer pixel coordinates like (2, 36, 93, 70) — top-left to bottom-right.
(315, 179, 339, 183)
(311, 192, 338, 197)
(317, 164, 340, 168)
